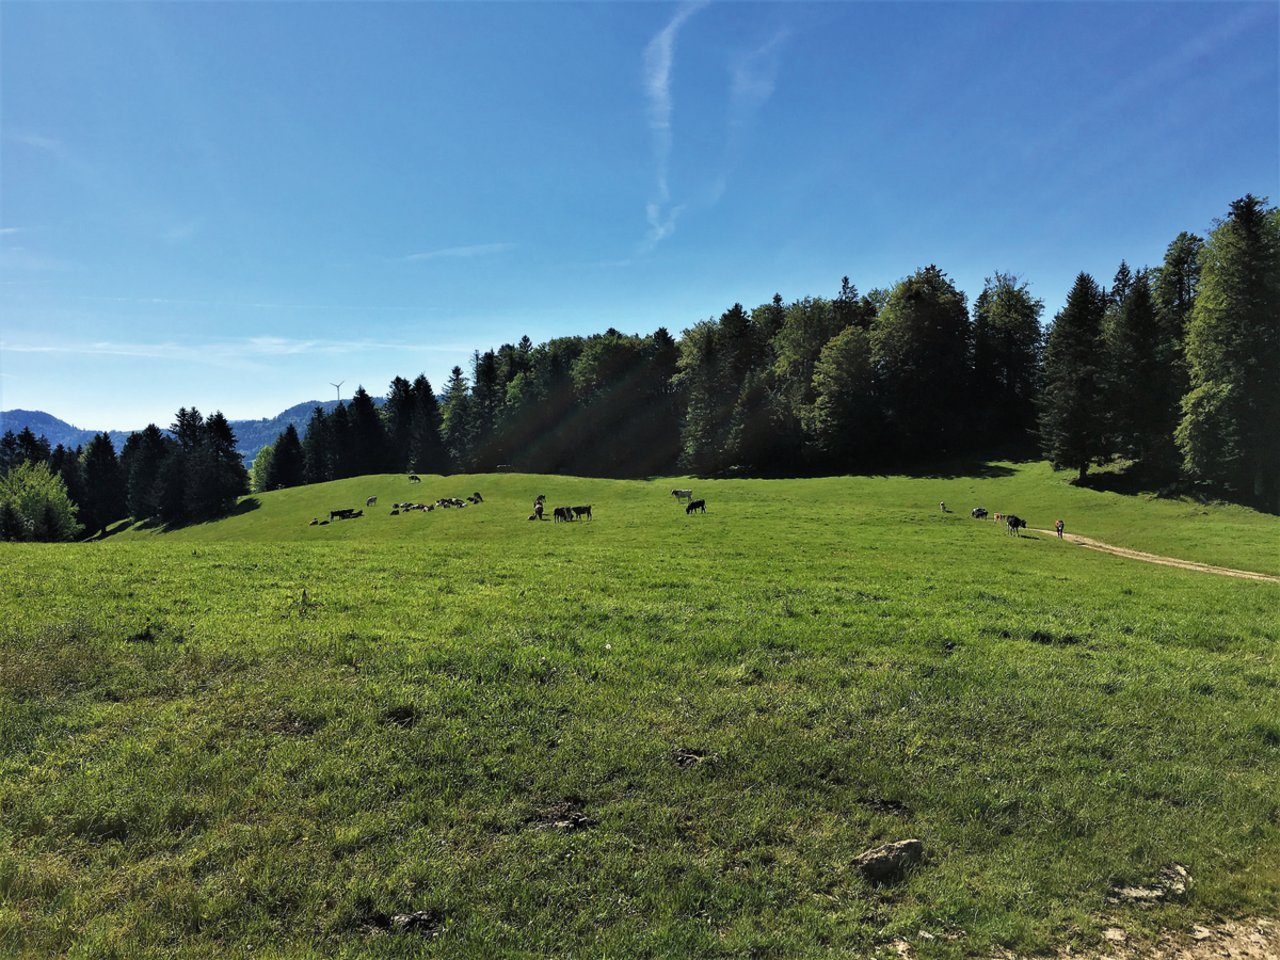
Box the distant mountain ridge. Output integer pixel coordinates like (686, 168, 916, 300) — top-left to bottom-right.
(0, 400, 360, 462)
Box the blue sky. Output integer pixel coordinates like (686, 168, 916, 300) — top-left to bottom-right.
(2, 1, 1276, 430)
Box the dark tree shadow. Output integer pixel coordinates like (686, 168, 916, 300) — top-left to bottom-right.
(90, 498, 261, 539)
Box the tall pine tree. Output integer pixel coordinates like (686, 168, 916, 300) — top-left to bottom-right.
(1177, 195, 1280, 507)
(1040, 273, 1107, 480)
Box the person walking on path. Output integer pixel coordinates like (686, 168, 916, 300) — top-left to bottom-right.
(1055, 519, 1065, 538)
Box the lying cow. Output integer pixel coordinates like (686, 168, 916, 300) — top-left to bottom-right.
(972, 507, 988, 519)
(1006, 514, 1027, 536)
(671, 489, 693, 503)
(686, 498, 706, 514)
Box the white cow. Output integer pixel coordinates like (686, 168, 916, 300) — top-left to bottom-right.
(671, 489, 694, 503)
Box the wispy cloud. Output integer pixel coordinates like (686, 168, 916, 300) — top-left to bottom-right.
(730, 30, 788, 125)
(403, 243, 514, 262)
(12, 133, 61, 151)
(641, 2, 706, 251)
(710, 28, 790, 205)
(0, 227, 22, 236)
(163, 220, 201, 243)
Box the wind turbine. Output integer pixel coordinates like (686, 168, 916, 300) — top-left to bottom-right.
(330, 381, 344, 404)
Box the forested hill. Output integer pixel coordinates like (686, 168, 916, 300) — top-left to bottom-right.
(0, 399, 364, 462)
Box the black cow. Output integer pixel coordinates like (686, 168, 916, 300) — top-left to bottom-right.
(972, 507, 988, 519)
(572, 505, 592, 521)
(553, 506, 572, 523)
(686, 498, 706, 514)
(408, 474, 421, 483)
(1006, 514, 1027, 536)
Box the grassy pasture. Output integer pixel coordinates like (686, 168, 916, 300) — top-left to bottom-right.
(1, 463, 1277, 958)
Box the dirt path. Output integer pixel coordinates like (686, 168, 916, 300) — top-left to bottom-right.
(1032, 530, 1280, 583)
(892, 917, 1280, 959)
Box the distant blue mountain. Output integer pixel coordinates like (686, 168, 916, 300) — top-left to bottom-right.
(0, 399, 366, 463)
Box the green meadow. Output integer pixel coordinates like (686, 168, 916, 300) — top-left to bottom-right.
(2, 463, 1277, 958)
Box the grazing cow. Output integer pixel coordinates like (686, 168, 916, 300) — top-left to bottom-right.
(1006, 514, 1027, 536)
(366, 496, 377, 507)
(671, 489, 693, 503)
(408, 474, 421, 483)
(572, 505, 592, 521)
(686, 498, 706, 514)
(553, 506, 571, 523)
(329, 508, 356, 521)
(971, 507, 988, 519)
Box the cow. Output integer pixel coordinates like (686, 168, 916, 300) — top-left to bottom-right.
(408, 474, 421, 483)
(366, 496, 377, 507)
(329, 508, 356, 521)
(308, 518, 318, 526)
(572, 505, 592, 521)
(971, 507, 988, 519)
(1006, 515, 1027, 536)
(940, 501, 947, 513)
(533, 501, 544, 520)
(686, 498, 706, 514)
(553, 506, 571, 523)
(472, 491, 484, 503)
(672, 489, 694, 503)
(390, 508, 400, 516)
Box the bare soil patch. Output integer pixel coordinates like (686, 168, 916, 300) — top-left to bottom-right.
(1035, 531, 1280, 583)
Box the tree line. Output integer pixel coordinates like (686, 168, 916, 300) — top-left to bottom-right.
(0, 408, 249, 541)
(262, 194, 1276, 508)
(3, 193, 1275, 541)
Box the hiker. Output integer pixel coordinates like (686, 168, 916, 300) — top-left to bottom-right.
(1055, 519, 1065, 539)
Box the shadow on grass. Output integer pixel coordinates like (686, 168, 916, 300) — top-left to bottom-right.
(90, 498, 262, 540)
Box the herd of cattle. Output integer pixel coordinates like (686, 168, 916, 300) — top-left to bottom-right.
(969, 506, 1029, 535)
(315, 479, 1049, 538)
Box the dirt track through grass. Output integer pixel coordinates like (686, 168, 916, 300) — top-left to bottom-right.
(1034, 530, 1280, 583)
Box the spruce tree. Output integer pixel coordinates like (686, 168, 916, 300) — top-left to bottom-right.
(347, 387, 389, 475)
(870, 265, 972, 458)
(971, 272, 1044, 439)
(1103, 271, 1167, 465)
(440, 367, 474, 472)
(1177, 195, 1280, 506)
(407, 375, 447, 473)
(269, 424, 306, 488)
(121, 425, 171, 519)
(78, 433, 127, 535)
(1039, 273, 1107, 480)
(1149, 232, 1203, 474)
(382, 376, 416, 471)
(302, 407, 332, 484)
